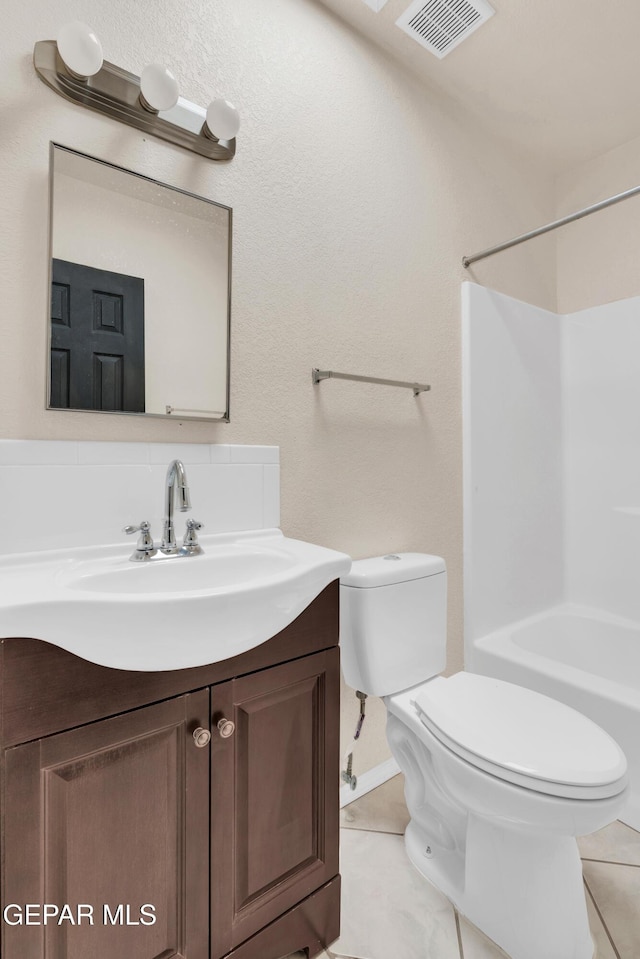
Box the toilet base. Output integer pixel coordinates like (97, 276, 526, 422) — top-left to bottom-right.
(405, 816, 594, 959)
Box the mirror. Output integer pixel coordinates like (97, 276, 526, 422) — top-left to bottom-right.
(48, 143, 231, 421)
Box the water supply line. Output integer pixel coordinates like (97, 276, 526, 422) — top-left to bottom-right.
(342, 690, 368, 791)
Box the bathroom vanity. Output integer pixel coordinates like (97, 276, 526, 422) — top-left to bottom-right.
(0, 583, 341, 959)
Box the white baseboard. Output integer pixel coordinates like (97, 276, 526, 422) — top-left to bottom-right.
(339, 757, 401, 808)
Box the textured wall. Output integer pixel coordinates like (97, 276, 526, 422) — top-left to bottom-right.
(1, 0, 556, 778)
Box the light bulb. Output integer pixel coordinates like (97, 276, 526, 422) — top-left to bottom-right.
(139, 63, 179, 113)
(56, 21, 103, 78)
(204, 99, 240, 141)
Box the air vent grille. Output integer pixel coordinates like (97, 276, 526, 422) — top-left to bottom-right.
(396, 0, 495, 58)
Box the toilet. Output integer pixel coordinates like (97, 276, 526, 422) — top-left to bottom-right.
(340, 553, 629, 959)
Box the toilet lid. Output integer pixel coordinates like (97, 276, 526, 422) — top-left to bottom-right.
(411, 673, 627, 790)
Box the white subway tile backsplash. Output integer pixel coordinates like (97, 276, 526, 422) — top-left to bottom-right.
(200, 464, 265, 532)
(0, 441, 279, 554)
(209, 445, 232, 463)
(147, 443, 212, 465)
(0, 440, 79, 465)
(230, 446, 279, 464)
(0, 465, 148, 551)
(77, 442, 151, 465)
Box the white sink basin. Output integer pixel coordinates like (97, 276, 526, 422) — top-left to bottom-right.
(0, 529, 351, 671)
(64, 545, 297, 595)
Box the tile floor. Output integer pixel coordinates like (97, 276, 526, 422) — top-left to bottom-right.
(286, 774, 640, 959)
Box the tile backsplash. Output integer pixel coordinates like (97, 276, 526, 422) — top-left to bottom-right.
(0, 441, 280, 555)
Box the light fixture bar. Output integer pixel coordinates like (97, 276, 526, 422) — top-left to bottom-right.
(33, 40, 235, 161)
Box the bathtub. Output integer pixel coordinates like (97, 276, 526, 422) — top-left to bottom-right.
(472, 604, 640, 831)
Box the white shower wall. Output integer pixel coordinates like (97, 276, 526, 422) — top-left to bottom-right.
(462, 283, 564, 646)
(564, 297, 640, 622)
(463, 281, 640, 658)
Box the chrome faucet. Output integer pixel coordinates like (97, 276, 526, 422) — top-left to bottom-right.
(161, 459, 192, 553)
(123, 459, 203, 561)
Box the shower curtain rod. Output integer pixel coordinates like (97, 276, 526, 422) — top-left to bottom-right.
(462, 181, 640, 268)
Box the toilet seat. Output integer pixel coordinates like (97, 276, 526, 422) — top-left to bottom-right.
(406, 672, 628, 800)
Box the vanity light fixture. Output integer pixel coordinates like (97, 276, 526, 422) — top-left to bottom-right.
(33, 22, 239, 161)
(56, 21, 103, 78)
(139, 63, 179, 114)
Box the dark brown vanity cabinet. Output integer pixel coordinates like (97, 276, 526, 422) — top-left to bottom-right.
(4, 691, 211, 959)
(0, 583, 341, 959)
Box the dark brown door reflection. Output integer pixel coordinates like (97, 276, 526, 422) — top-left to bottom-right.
(50, 258, 145, 412)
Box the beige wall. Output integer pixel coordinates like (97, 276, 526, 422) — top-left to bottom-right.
(556, 132, 640, 313)
(1, 0, 557, 778)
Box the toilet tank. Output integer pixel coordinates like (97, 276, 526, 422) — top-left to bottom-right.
(340, 553, 447, 697)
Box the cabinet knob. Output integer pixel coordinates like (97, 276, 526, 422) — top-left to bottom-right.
(217, 717, 235, 739)
(193, 726, 211, 748)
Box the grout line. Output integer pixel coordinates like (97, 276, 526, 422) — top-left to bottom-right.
(454, 909, 465, 959)
(581, 856, 640, 868)
(584, 877, 622, 959)
(340, 823, 405, 837)
(618, 821, 640, 836)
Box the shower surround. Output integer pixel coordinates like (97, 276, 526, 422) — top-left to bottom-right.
(462, 281, 640, 829)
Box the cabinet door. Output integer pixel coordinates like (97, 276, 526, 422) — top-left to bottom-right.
(210, 647, 340, 957)
(2, 690, 210, 959)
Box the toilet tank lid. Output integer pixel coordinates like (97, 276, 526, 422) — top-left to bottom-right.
(340, 553, 445, 588)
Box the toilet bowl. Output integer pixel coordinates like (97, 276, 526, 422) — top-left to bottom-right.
(340, 554, 629, 959)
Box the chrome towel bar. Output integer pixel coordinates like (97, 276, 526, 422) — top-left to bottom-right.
(165, 406, 224, 416)
(312, 369, 430, 396)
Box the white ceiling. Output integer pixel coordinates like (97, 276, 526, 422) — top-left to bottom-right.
(315, 0, 640, 173)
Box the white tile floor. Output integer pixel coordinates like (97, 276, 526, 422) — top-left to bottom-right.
(286, 774, 640, 959)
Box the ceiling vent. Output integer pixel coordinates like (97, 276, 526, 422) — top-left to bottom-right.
(396, 0, 495, 58)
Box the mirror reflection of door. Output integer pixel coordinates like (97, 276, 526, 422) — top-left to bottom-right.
(50, 259, 145, 412)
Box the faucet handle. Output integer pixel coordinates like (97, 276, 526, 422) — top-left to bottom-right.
(182, 518, 204, 555)
(123, 521, 151, 536)
(123, 521, 157, 561)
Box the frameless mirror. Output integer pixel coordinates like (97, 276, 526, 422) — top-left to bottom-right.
(48, 143, 231, 421)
